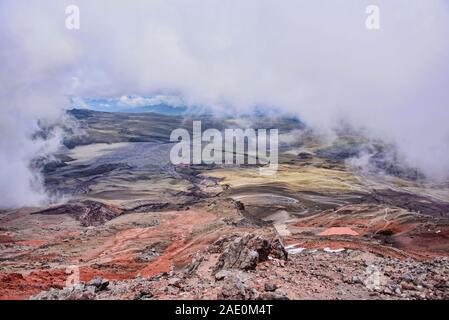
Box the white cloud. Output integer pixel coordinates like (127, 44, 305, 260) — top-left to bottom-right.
(117, 95, 184, 108)
(1, 0, 449, 208)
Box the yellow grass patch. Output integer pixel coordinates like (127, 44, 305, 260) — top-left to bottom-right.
(206, 165, 365, 193)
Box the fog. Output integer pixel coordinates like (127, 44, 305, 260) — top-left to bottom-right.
(1, 0, 449, 208)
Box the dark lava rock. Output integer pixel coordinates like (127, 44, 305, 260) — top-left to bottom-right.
(135, 290, 153, 300)
(88, 277, 109, 292)
(270, 238, 288, 260)
(33, 200, 123, 227)
(297, 152, 313, 160)
(264, 283, 278, 292)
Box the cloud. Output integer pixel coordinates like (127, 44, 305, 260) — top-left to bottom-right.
(1, 0, 449, 207)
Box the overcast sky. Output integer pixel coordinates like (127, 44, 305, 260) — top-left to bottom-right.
(1, 0, 449, 207)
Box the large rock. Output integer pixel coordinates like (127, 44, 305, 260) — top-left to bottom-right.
(33, 200, 123, 227)
(217, 274, 259, 300)
(88, 277, 110, 292)
(31, 283, 96, 300)
(270, 238, 288, 260)
(213, 233, 288, 272)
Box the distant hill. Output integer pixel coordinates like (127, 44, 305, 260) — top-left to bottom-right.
(75, 97, 210, 116)
(118, 104, 210, 116)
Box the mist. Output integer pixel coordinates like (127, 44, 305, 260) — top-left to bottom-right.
(1, 0, 449, 208)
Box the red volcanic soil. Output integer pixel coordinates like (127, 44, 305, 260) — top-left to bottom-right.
(319, 227, 359, 236)
(2, 202, 449, 300)
(0, 270, 67, 300)
(288, 204, 449, 260)
(0, 206, 246, 299)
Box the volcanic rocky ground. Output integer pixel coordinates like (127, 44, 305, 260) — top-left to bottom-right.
(1, 110, 449, 300)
